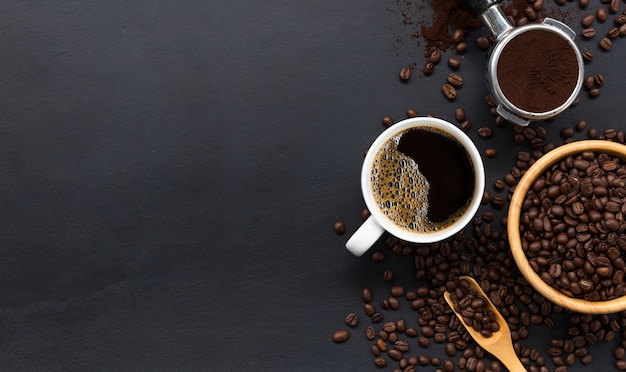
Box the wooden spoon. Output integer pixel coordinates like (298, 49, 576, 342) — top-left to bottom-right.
(444, 276, 526, 372)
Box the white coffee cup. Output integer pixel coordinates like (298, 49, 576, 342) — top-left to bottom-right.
(346, 117, 485, 256)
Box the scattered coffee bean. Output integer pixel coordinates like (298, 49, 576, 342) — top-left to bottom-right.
(454, 108, 466, 122)
(374, 356, 386, 367)
(406, 108, 418, 118)
(452, 28, 464, 43)
(429, 50, 442, 64)
(600, 37, 612, 51)
(365, 326, 376, 340)
(442, 84, 457, 100)
(399, 66, 411, 81)
(582, 50, 593, 62)
(372, 312, 383, 323)
(448, 57, 460, 69)
(610, 0, 620, 13)
(477, 127, 492, 138)
(582, 13, 595, 27)
(333, 221, 345, 235)
(423, 61, 435, 76)
(382, 115, 394, 128)
(332, 329, 350, 343)
(371, 251, 384, 262)
(455, 42, 468, 54)
(448, 73, 463, 87)
(609, 26, 621, 38)
(575, 120, 587, 132)
(476, 36, 490, 50)
(383, 269, 393, 282)
(582, 28, 596, 38)
(559, 127, 574, 139)
(597, 7, 608, 22)
(485, 148, 496, 158)
(345, 312, 359, 327)
(594, 74, 605, 86)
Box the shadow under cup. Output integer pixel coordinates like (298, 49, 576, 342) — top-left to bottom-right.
(346, 118, 485, 256)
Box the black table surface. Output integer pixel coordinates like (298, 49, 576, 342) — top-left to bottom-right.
(1, 1, 625, 370)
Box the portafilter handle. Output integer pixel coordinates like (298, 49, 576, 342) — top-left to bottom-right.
(465, 0, 513, 41)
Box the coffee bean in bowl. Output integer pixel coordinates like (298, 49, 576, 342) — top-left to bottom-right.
(508, 140, 626, 314)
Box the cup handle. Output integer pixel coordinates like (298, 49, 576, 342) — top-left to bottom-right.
(345, 216, 386, 256)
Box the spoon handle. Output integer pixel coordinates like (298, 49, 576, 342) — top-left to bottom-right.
(497, 347, 527, 372)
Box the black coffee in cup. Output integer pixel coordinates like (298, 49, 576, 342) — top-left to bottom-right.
(370, 127, 475, 233)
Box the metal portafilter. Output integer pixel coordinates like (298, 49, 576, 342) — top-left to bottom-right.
(466, 0, 584, 126)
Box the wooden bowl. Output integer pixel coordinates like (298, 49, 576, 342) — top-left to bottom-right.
(508, 140, 626, 314)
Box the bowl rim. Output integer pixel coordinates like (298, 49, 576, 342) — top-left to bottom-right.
(508, 140, 626, 314)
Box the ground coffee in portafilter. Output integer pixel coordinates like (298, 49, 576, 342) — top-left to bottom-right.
(496, 29, 580, 113)
(370, 127, 475, 233)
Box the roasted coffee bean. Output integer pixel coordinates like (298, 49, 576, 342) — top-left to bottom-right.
(333, 221, 345, 234)
(560, 127, 574, 139)
(600, 37, 612, 51)
(491, 196, 506, 208)
(455, 42, 468, 54)
(461, 120, 471, 132)
(576, 120, 587, 132)
(400, 66, 411, 81)
(372, 312, 383, 323)
(383, 269, 393, 282)
(371, 251, 384, 262)
(394, 340, 409, 352)
(597, 7, 607, 22)
(452, 28, 464, 43)
(589, 87, 601, 98)
(610, 0, 620, 13)
(362, 288, 372, 303)
(485, 148, 496, 158)
(582, 28, 596, 38)
(332, 329, 350, 343)
(442, 84, 457, 100)
(345, 312, 359, 327)
(454, 108, 466, 122)
(477, 127, 492, 138)
(366, 326, 376, 340)
(376, 337, 387, 351)
(583, 75, 595, 90)
(370, 344, 380, 357)
(609, 26, 621, 38)
(374, 356, 387, 367)
(382, 116, 394, 128)
(582, 50, 593, 62)
(429, 50, 442, 64)
(423, 61, 434, 76)
(476, 36, 490, 50)
(448, 73, 463, 87)
(448, 57, 460, 69)
(582, 13, 595, 27)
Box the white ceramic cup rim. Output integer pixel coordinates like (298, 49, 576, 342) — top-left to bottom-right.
(360, 117, 485, 243)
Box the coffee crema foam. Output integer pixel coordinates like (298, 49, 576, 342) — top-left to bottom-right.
(370, 129, 472, 234)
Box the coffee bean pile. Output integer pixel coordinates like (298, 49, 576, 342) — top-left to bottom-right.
(519, 151, 626, 301)
(448, 278, 501, 338)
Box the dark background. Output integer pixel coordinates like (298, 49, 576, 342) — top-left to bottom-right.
(0, 1, 624, 370)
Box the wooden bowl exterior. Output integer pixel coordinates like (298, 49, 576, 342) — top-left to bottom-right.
(508, 140, 626, 314)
